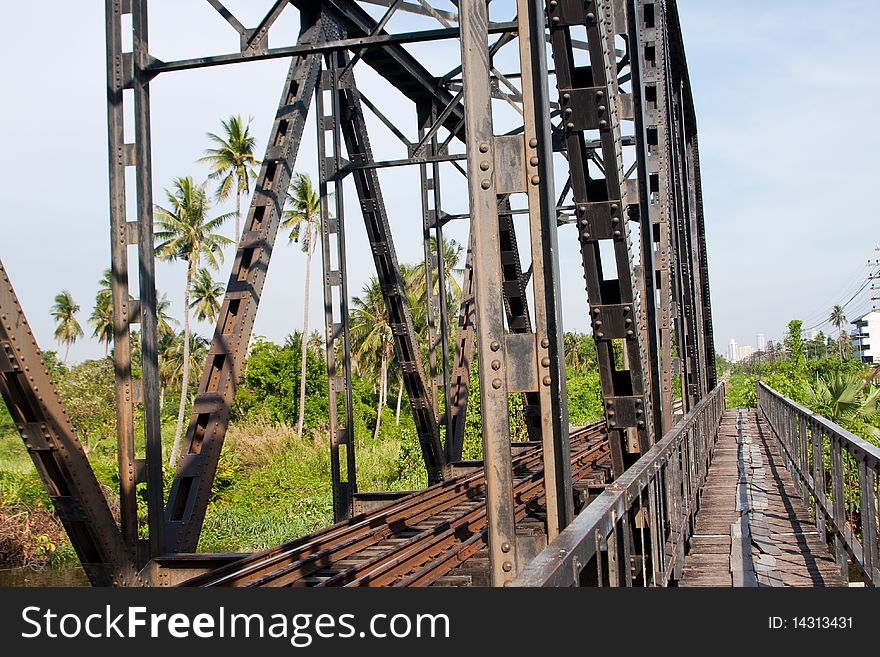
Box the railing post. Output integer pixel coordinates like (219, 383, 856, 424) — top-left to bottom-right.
(798, 413, 808, 501)
(858, 459, 877, 585)
(829, 435, 849, 578)
(811, 421, 827, 545)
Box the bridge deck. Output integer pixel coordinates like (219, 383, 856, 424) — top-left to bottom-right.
(680, 409, 847, 587)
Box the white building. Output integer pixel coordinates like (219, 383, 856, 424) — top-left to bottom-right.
(728, 338, 738, 363)
(756, 334, 766, 352)
(851, 310, 880, 364)
(739, 345, 755, 362)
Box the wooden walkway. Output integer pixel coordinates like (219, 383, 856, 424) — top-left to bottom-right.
(680, 409, 847, 587)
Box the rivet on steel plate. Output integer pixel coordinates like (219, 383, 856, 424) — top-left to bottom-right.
(491, 340, 501, 351)
(492, 378, 502, 389)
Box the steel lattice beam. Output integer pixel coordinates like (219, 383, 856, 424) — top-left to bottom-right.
(0, 260, 138, 586)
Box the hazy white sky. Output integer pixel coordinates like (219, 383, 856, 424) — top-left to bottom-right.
(0, 0, 877, 364)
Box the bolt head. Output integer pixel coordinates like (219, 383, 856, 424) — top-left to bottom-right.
(491, 340, 501, 351)
(502, 561, 513, 572)
(492, 378, 502, 389)
(541, 338, 550, 348)
(541, 357, 551, 367)
(529, 138, 538, 148)
(543, 376, 552, 386)
(491, 359, 501, 370)
(480, 161, 490, 171)
(479, 142, 490, 153)
(481, 180, 491, 190)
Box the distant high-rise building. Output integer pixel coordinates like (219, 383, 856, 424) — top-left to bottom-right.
(757, 333, 766, 352)
(739, 345, 755, 362)
(728, 338, 738, 363)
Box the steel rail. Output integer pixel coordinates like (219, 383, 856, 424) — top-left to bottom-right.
(183, 422, 606, 587)
(346, 441, 612, 587)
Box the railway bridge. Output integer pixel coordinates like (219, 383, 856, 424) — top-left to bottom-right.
(0, 0, 877, 588)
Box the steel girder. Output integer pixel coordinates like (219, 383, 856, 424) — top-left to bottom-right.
(106, 0, 165, 563)
(0, 261, 138, 586)
(163, 16, 326, 553)
(548, 0, 657, 476)
(329, 44, 449, 492)
(0, 0, 718, 584)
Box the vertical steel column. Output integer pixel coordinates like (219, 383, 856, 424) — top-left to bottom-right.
(668, 79, 699, 409)
(318, 48, 358, 521)
(516, 0, 574, 539)
(459, 0, 518, 585)
(418, 102, 453, 435)
(131, 0, 164, 561)
(418, 105, 441, 415)
(548, 0, 656, 476)
(105, 0, 162, 561)
(446, 234, 476, 462)
(627, 0, 663, 443)
(638, 0, 676, 430)
(104, 0, 139, 556)
(689, 132, 717, 390)
(336, 69, 447, 483)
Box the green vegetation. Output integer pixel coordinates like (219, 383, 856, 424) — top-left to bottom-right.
(726, 317, 880, 446)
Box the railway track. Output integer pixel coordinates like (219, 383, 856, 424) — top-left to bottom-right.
(182, 421, 610, 587)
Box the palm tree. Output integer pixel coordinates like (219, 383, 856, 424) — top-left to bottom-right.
(89, 271, 114, 356)
(91, 269, 175, 354)
(412, 236, 465, 312)
(189, 268, 225, 324)
(351, 277, 393, 440)
(156, 293, 177, 341)
(829, 304, 848, 359)
(281, 173, 323, 440)
(155, 176, 233, 465)
(804, 372, 880, 439)
(51, 290, 83, 362)
(199, 115, 260, 243)
(307, 329, 324, 358)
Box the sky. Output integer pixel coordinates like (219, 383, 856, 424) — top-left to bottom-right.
(0, 0, 878, 365)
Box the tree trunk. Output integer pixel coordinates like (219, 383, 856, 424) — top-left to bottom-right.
(160, 385, 165, 417)
(395, 377, 403, 426)
(296, 225, 313, 439)
(64, 342, 70, 363)
(373, 343, 388, 441)
(170, 263, 194, 466)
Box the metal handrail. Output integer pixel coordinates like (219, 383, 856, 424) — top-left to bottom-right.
(757, 382, 880, 586)
(512, 383, 726, 587)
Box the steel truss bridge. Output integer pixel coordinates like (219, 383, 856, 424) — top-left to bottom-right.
(0, 0, 876, 588)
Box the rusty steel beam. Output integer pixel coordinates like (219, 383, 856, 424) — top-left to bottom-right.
(163, 16, 325, 553)
(0, 260, 138, 586)
(548, 0, 656, 476)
